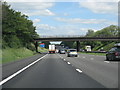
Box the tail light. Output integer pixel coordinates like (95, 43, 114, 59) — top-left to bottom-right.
(115, 52, 118, 56)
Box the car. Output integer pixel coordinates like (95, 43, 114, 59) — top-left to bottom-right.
(106, 46, 120, 61)
(59, 49, 66, 54)
(67, 49, 78, 57)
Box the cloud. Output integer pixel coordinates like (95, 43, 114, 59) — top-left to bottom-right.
(5, 0, 119, 2)
(36, 24, 91, 36)
(63, 13, 69, 16)
(4, 0, 56, 2)
(9, 2, 55, 16)
(25, 9, 55, 16)
(58, 26, 90, 35)
(55, 17, 115, 24)
(33, 19, 41, 24)
(79, 1, 118, 14)
(80, 0, 118, 2)
(9, 2, 54, 10)
(33, 19, 41, 26)
(37, 24, 56, 30)
(36, 23, 117, 36)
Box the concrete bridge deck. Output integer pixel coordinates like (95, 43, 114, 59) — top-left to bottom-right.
(34, 36, 120, 41)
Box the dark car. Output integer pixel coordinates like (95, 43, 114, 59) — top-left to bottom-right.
(106, 46, 120, 60)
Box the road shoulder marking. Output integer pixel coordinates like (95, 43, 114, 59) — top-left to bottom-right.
(0, 54, 48, 86)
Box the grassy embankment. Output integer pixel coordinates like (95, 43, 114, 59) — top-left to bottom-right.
(38, 47, 48, 53)
(2, 47, 48, 64)
(79, 42, 116, 56)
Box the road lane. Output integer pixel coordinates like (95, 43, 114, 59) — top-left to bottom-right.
(1, 54, 48, 86)
(59, 53, 118, 88)
(3, 54, 105, 88)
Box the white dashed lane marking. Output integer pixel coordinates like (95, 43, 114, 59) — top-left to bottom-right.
(64, 59, 66, 61)
(67, 62, 71, 64)
(83, 56, 85, 58)
(90, 58, 94, 60)
(104, 61, 110, 63)
(58, 54, 83, 74)
(76, 69, 82, 73)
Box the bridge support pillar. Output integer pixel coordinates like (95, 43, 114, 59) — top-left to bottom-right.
(76, 41, 80, 52)
(35, 41, 38, 53)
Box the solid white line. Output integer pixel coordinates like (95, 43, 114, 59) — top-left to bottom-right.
(104, 61, 110, 63)
(0, 54, 48, 86)
(76, 69, 82, 73)
(67, 62, 71, 64)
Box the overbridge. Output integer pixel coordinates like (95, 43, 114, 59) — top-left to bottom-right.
(34, 35, 120, 52)
(34, 35, 120, 41)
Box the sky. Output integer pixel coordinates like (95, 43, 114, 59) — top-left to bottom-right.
(4, 0, 118, 37)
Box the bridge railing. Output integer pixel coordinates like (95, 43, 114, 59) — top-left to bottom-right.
(40, 35, 85, 38)
(39, 35, 119, 38)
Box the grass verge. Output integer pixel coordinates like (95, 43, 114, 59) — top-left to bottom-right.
(2, 47, 48, 64)
(38, 47, 48, 53)
(79, 52, 106, 56)
(2, 48, 35, 64)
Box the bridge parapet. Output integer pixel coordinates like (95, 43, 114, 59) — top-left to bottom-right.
(39, 35, 120, 38)
(34, 35, 120, 41)
(40, 35, 85, 38)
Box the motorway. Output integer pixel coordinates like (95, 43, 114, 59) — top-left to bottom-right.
(1, 53, 119, 88)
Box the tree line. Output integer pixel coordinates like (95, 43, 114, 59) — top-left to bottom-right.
(2, 2, 39, 50)
(61, 25, 120, 51)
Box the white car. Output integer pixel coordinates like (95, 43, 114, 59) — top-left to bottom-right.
(67, 49, 78, 57)
(59, 50, 66, 54)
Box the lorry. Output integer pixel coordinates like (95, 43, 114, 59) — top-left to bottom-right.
(85, 46, 91, 51)
(49, 44, 56, 53)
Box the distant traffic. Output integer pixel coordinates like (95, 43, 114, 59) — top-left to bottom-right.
(48, 43, 120, 61)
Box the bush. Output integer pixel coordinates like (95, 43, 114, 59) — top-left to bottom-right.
(26, 43, 36, 51)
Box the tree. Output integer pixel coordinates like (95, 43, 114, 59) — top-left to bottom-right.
(79, 25, 119, 51)
(2, 2, 39, 50)
(61, 41, 75, 49)
(86, 29, 95, 37)
(94, 25, 118, 37)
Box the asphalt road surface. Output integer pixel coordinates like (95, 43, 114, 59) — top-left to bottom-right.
(58, 53, 118, 88)
(2, 53, 119, 88)
(2, 54, 45, 79)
